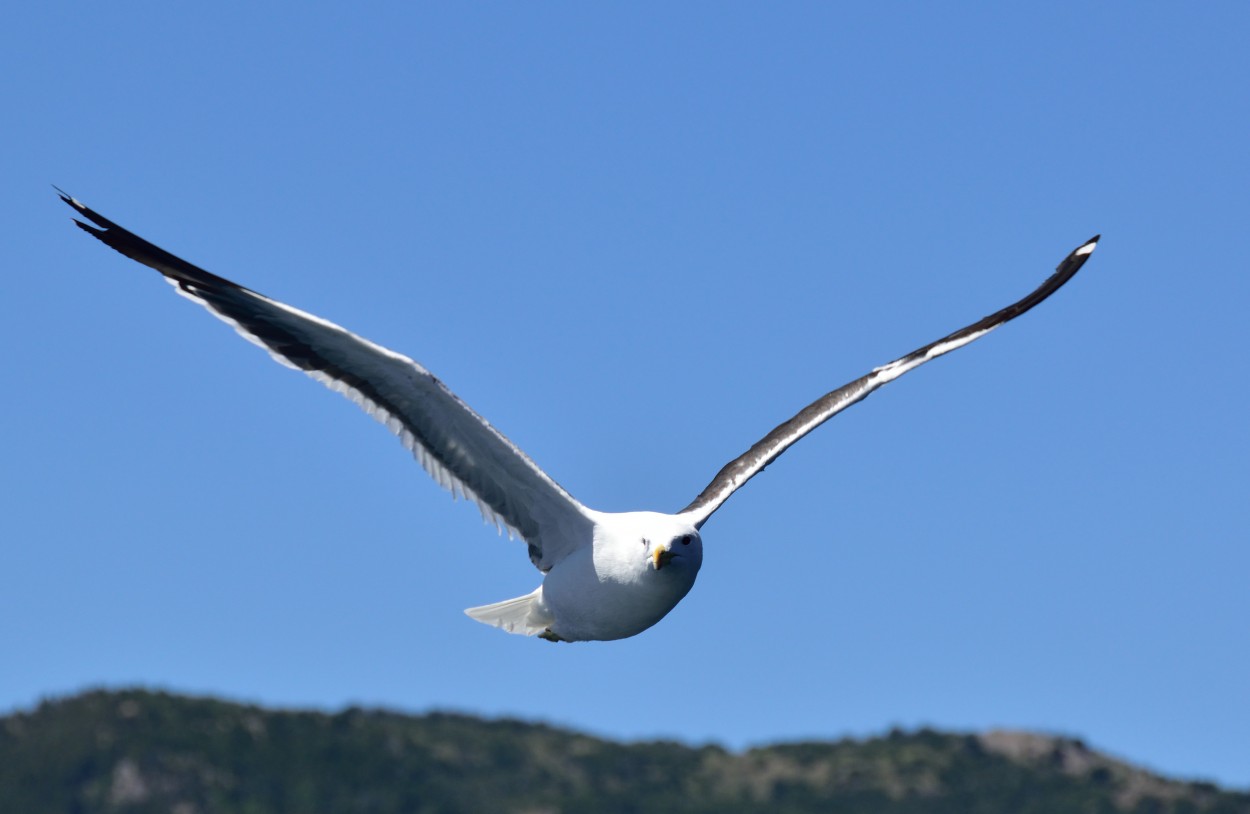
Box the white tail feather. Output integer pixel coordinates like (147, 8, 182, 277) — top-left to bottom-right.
(464, 588, 551, 636)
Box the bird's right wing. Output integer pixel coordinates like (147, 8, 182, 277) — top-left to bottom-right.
(679, 235, 1099, 529)
(60, 191, 594, 572)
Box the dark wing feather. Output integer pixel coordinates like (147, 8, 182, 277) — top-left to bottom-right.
(61, 191, 594, 572)
(679, 236, 1099, 528)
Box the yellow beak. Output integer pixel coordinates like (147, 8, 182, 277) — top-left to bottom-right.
(652, 546, 673, 570)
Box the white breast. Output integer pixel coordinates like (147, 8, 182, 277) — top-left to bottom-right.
(540, 511, 703, 641)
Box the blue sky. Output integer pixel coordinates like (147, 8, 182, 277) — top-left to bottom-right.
(4, 3, 1249, 789)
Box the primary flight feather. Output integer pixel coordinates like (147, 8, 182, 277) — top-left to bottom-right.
(59, 190, 1097, 642)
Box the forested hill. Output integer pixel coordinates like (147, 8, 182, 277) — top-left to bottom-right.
(2, 689, 1245, 814)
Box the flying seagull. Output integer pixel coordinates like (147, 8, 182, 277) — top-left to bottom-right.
(59, 190, 1097, 642)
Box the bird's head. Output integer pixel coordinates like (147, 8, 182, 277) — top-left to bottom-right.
(643, 523, 703, 574)
(596, 511, 704, 583)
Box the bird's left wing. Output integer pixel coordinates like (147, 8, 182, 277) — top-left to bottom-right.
(60, 191, 594, 571)
(679, 235, 1099, 529)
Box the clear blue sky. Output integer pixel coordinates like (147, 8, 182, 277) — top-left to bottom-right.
(4, 3, 1248, 789)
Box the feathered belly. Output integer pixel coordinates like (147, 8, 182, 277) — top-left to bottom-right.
(541, 547, 698, 641)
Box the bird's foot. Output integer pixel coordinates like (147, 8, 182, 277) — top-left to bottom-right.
(538, 628, 569, 643)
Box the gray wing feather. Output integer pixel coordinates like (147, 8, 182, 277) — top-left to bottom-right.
(61, 192, 593, 572)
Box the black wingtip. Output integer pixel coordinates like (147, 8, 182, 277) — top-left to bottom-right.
(56, 190, 253, 294)
(55, 189, 128, 237)
(1073, 234, 1099, 258)
(54, 186, 92, 219)
(59, 187, 107, 239)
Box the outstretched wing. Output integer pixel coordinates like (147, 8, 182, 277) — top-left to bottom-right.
(60, 191, 594, 572)
(679, 235, 1099, 529)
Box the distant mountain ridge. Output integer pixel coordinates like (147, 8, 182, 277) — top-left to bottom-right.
(2, 689, 1246, 814)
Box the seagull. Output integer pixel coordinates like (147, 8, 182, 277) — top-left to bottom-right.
(59, 190, 1098, 642)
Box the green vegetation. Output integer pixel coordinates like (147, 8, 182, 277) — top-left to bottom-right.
(1, 689, 1245, 814)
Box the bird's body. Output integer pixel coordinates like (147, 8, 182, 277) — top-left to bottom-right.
(482, 511, 703, 642)
(59, 190, 1097, 642)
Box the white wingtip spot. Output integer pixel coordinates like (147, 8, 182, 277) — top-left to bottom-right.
(1075, 241, 1097, 257)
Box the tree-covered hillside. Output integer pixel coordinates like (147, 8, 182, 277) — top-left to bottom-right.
(1, 689, 1245, 814)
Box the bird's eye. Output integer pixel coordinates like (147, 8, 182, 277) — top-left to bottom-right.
(641, 538, 650, 548)
(680, 535, 692, 546)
